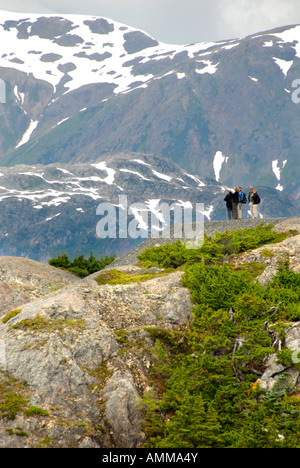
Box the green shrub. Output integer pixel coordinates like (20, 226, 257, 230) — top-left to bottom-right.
(138, 225, 300, 448)
(49, 251, 116, 278)
(137, 223, 287, 270)
(137, 241, 189, 269)
(23, 406, 50, 417)
(213, 223, 278, 255)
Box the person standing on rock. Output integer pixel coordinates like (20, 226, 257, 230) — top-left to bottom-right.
(248, 186, 255, 218)
(238, 187, 247, 219)
(249, 188, 261, 219)
(232, 187, 240, 220)
(224, 189, 233, 220)
(248, 185, 255, 219)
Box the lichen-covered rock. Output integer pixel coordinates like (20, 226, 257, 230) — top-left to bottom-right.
(231, 232, 300, 285)
(101, 370, 146, 448)
(257, 323, 300, 393)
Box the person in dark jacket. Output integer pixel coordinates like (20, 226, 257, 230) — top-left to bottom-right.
(224, 189, 233, 220)
(248, 187, 261, 218)
(251, 189, 261, 219)
(232, 186, 241, 220)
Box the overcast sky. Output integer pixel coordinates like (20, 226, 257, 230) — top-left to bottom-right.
(0, 0, 299, 44)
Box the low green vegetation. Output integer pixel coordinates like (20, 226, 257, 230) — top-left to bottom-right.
(11, 315, 86, 332)
(2, 309, 22, 324)
(138, 224, 300, 448)
(48, 251, 116, 278)
(95, 268, 168, 286)
(137, 223, 296, 269)
(0, 371, 48, 421)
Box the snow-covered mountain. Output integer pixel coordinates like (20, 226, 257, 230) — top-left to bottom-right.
(0, 11, 229, 96)
(0, 9, 240, 160)
(0, 12, 299, 190)
(0, 11, 300, 191)
(0, 10, 299, 259)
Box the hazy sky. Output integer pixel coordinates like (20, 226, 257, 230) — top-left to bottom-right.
(0, 0, 299, 44)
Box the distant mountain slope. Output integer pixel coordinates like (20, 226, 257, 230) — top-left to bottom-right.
(0, 11, 299, 202)
(0, 153, 298, 262)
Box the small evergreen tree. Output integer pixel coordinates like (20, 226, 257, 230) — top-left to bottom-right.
(49, 251, 116, 278)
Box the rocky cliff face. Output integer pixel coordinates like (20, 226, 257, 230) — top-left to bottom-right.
(0, 217, 299, 448)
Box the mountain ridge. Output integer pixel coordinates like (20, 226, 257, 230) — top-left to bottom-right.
(0, 11, 299, 260)
(0, 10, 299, 196)
(0, 153, 299, 262)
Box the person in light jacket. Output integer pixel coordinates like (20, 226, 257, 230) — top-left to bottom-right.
(249, 187, 261, 219)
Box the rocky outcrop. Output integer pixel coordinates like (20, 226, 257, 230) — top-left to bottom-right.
(230, 217, 300, 284)
(0, 264, 191, 448)
(258, 323, 300, 394)
(0, 256, 82, 314)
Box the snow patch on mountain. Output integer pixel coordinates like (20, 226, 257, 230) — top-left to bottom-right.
(132, 159, 151, 167)
(213, 151, 229, 182)
(263, 40, 274, 47)
(272, 159, 287, 191)
(16, 120, 39, 148)
(184, 173, 206, 187)
(90, 161, 116, 185)
(120, 168, 150, 181)
(152, 169, 172, 182)
(272, 25, 300, 57)
(14, 85, 25, 105)
(273, 57, 294, 76)
(195, 60, 219, 75)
